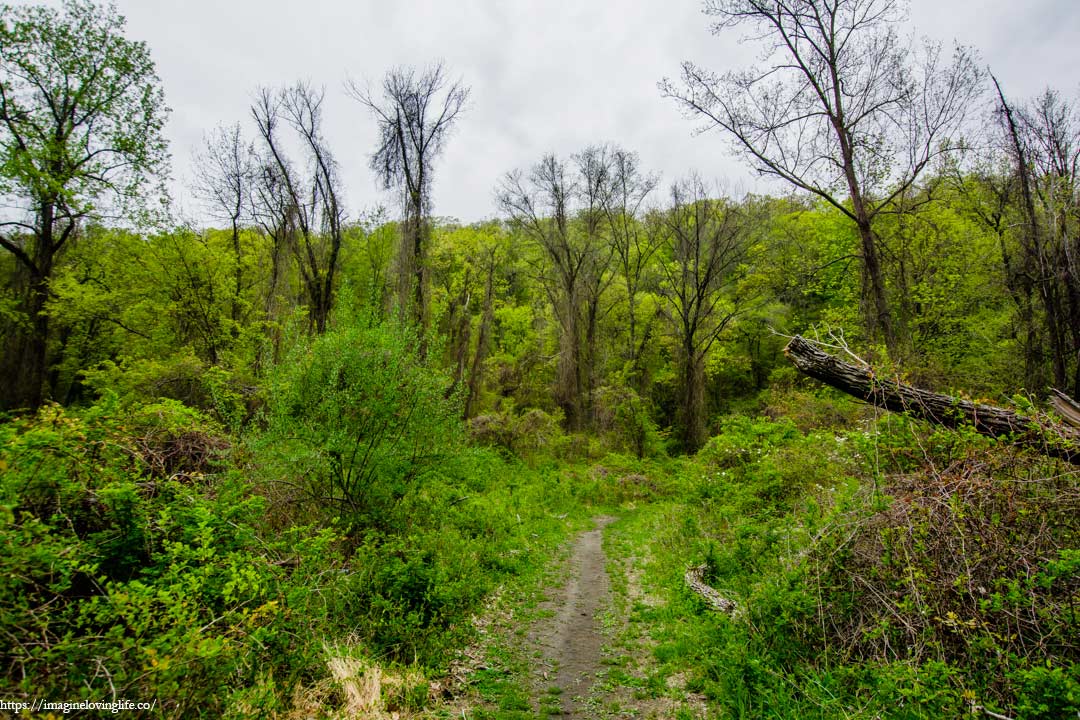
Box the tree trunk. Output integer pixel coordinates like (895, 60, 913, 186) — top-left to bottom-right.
(464, 257, 496, 419)
(9, 200, 60, 411)
(994, 77, 1069, 391)
(585, 287, 600, 426)
(23, 267, 49, 409)
(679, 345, 707, 452)
(856, 217, 897, 356)
(783, 335, 1080, 465)
(557, 292, 584, 431)
(231, 220, 243, 325)
(447, 282, 471, 398)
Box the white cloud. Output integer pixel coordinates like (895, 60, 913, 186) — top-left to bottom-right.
(22, 0, 1075, 224)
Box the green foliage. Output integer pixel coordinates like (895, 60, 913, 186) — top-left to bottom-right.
(1010, 662, 1080, 719)
(593, 383, 665, 459)
(0, 399, 347, 716)
(468, 405, 566, 457)
(259, 320, 463, 531)
(0, 0, 169, 211)
(597, 391, 1079, 719)
(0, 385, 587, 713)
(50, 226, 273, 380)
(0, 9, 1075, 715)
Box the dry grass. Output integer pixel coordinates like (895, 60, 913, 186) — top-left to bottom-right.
(278, 645, 429, 720)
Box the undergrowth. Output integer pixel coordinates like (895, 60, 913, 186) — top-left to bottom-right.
(0, 322, 589, 718)
(609, 389, 1080, 719)
(3, 331, 1077, 718)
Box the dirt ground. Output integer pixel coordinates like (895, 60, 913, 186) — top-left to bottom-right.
(529, 515, 616, 717)
(447, 513, 707, 719)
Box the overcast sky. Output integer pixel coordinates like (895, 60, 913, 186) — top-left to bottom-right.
(59, 0, 1080, 225)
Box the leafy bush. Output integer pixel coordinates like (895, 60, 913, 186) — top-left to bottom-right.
(697, 415, 800, 470)
(593, 385, 665, 459)
(260, 321, 463, 533)
(82, 351, 255, 429)
(468, 406, 565, 456)
(761, 383, 868, 433)
(0, 398, 350, 717)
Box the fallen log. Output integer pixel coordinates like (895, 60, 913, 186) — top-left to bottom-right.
(1050, 389, 1080, 429)
(783, 335, 1080, 465)
(684, 564, 740, 615)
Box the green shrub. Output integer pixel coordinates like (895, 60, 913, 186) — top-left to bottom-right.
(260, 321, 463, 534)
(593, 384, 665, 459)
(0, 398, 350, 716)
(1010, 662, 1080, 719)
(468, 405, 566, 458)
(81, 350, 252, 423)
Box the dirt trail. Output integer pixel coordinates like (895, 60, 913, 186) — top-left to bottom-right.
(450, 512, 707, 719)
(532, 515, 615, 717)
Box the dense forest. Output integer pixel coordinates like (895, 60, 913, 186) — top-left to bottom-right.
(1, 1, 1077, 718)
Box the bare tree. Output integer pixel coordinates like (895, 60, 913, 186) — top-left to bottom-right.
(249, 153, 296, 364)
(661, 0, 982, 356)
(575, 146, 620, 414)
(349, 63, 469, 339)
(498, 155, 583, 428)
(497, 152, 615, 430)
(193, 123, 258, 324)
(1022, 88, 1080, 396)
(600, 147, 659, 387)
(655, 176, 754, 452)
(993, 79, 1080, 395)
(251, 83, 344, 334)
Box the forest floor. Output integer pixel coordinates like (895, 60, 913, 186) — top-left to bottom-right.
(447, 513, 709, 719)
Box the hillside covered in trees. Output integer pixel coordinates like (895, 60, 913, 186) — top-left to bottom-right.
(1, 1, 1077, 718)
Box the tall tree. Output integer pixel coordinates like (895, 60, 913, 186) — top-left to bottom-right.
(429, 222, 508, 417)
(661, 0, 981, 356)
(993, 80, 1080, 395)
(464, 242, 499, 419)
(945, 142, 1041, 388)
(251, 83, 344, 335)
(349, 63, 469, 340)
(655, 176, 754, 452)
(0, 0, 169, 410)
(600, 146, 659, 388)
(193, 123, 258, 325)
(498, 152, 615, 431)
(574, 145, 619, 415)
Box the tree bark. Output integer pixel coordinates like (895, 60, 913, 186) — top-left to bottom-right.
(679, 346, 707, 452)
(464, 254, 495, 419)
(783, 335, 1080, 465)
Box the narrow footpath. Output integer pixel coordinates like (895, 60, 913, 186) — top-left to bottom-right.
(452, 511, 708, 719)
(532, 515, 615, 716)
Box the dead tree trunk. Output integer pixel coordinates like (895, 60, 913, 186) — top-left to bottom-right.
(783, 335, 1080, 465)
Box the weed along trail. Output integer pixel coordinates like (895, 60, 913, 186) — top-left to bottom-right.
(536, 515, 616, 717)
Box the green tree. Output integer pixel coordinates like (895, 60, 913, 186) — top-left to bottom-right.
(601, 147, 659, 389)
(0, 0, 169, 410)
(46, 224, 270, 408)
(429, 221, 511, 417)
(497, 152, 617, 431)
